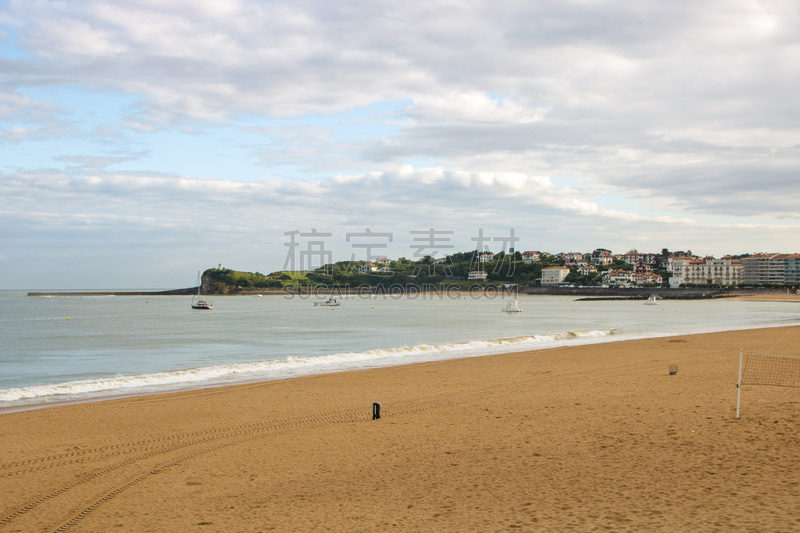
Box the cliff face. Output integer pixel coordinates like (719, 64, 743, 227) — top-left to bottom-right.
(202, 272, 233, 295)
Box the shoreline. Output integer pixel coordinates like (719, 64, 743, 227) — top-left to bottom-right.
(2, 326, 799, 531)
(25, 286, 799, 299)
(3, 318, 798, 415)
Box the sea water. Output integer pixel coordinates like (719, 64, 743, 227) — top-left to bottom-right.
(1, 290, 798, 411)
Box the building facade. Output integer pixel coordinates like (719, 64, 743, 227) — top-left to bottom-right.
(667, 255, 742, 287)
(468, 270, 488, 280)
(541, 266, 570, 285)
(620, 252, 660, 267)
(601, 269, 663, 287)
(741, 254, 800, 285)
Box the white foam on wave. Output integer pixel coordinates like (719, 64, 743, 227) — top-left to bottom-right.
(0, 329, 615, 406)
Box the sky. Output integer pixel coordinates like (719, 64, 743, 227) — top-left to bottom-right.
(1, 0, 799, 289)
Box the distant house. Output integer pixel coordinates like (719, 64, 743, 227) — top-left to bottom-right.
(578, 265, 598, 276)
(591, 249, 613, 266)
(359, 262, 391, 274)
(558, 252, 584, 262)
(358, 262, 377, 273)
(468, 270, 488, 280)
(634, 271, 663, 286)
(375, 257, 391, 266)
(479, 253, 495, 263)
(541, 266, 570, 285)
(601, 269, 633, 286)
(521, 251, 542, 263)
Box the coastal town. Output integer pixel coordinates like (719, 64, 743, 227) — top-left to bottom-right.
(349, 249, 800, 289)
(193, 248, 800, 296)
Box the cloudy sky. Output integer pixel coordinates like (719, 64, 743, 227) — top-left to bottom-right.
(1, 0, 799, 289)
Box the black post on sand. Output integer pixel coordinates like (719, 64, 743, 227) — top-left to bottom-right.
(372, 402, 381, 420)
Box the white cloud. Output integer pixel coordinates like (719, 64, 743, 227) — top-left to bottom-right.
(2, 164, 792, 246)
(1, 125, 29, 141)
(408, 93, 546, 124)
(0, 91, 57, 120)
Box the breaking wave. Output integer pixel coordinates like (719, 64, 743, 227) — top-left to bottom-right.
(0, 329, 616, 407)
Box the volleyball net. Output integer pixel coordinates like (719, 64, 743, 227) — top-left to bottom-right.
(737, 349, 800, 418)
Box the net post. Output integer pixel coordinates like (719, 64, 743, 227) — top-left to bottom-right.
(736, 348, 743, 419)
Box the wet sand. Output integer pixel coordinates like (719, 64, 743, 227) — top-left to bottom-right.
(729, 293, 800, 302)
(1, 326, 799, 532)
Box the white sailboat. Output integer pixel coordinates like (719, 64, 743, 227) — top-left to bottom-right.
(191, 271, 213, 309)
(502, 299, 523, 313)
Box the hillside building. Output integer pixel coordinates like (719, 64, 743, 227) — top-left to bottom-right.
(601, 269, 662, 287)
(591, 249, 613, 266)
(541, 266, 570, 285)
(468, 270, 488, 280)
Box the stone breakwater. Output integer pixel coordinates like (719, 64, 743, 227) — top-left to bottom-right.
(27, 287, 198, 297)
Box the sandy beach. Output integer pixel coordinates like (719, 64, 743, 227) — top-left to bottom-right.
(1, 326, 799, 532)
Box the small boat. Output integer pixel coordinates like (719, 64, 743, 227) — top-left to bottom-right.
(192, 298, 213, 310)
(191, 271, 213, 310)
(314, 297, 341, 307)
(644, 295, 658, 305)
(502, 299, 523, 313)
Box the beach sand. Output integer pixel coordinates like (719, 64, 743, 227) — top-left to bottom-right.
(2, 327, 799, 532)
(730, 293, 800, 302)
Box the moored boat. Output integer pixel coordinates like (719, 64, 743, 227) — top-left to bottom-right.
(314, 297, 341, 307)
(192, 299, 213, 310)
(191, 271, 213, 309)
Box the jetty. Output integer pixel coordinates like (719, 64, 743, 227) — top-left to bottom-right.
(27, 287, 198, 297)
